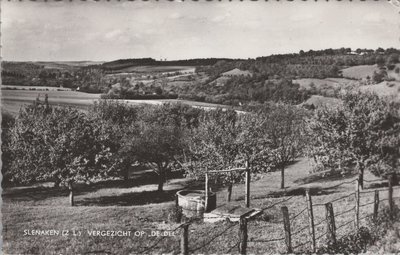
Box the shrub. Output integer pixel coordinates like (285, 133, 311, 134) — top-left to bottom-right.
(316, 205, 400, 254)
(317, 226, 374, 254)
(167, 205, 183, 224)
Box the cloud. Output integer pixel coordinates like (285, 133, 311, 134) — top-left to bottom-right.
(105, 29, 124, 40)
(169, 12, 183, 20)
(289, 12, 314, 22)
(211, 12, 231, 23)
(363, 13, 384, 23)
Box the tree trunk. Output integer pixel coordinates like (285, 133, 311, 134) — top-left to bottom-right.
(358, 166, 364, 190)
(393, 173, 399, 186)
(54, 179, 61, 188)
(68, 181, 74, 206)
(281, 166, 285, 189)
(227, 183, 233, 202)
(158, 168, 165, 192)
(123, 168, 130, 181)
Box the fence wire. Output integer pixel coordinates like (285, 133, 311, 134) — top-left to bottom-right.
(249, 236, 285, 243)
(290, 207, 308, 224)
(336, 206, 356, 217)
(189, 222, 238, 253)
(293, 240, 312, 250)
(260, 195, 296, 212)
(145, 176, 400, 254)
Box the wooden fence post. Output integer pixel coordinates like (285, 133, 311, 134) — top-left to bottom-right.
(238, 216, 248, 255)
(355, 178, 360, 230)
(389, 174, 394, 219)
(373, 190, 379, 222)
(245, 161, 250, 208)
(325, 202, 336, 245)
(205, 168, 209, 212)
(180, 223, 189, 255)
(281, 206, 293, 253)
(305, 189, 316, 253)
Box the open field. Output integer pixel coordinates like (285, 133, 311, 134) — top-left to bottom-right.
(341, 65, 380, 80)
(360, 81, 400, 101)
(293, 78, 358, 90)
(118, 65, 195, 74)
(37, 61, 104, 69)
(1, 90, 234, 115)
(300, 95, 342, 108)
(2, 85, 72, 91)
(3, 157, 399, 254)
(1, 90, 101, 114)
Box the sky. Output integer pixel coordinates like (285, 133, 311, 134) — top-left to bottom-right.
(1, 1, 400, 61)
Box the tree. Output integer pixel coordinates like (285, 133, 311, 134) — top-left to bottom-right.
(372, 70, 386, 83)
(188, 109, 242, 201)
(307, 91, 400, 189)
(133, 103, 199, 192)
(386, 53, 399, 70)
(259, 103, 307, 189)
(88, 100, 139, 180)
(7, 104, 113, 206)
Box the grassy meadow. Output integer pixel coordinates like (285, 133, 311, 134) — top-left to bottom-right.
(1, 90, 102, 115)
(118, 66, 195, 74)
(3, 158, 399, 254)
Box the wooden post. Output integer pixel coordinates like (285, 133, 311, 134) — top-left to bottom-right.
(355, 178, 360, 230)
(238, 216, 248, 255)
(227, 183, 233, 202)
(281, 206, 292, 253)
(180, 223, 189, 255)
(68, 181, 74, 207)
(373, 190, 379, 222)
(305, 189, 316, 253)
(245, 161, 250, 208)
(325, 202, 336, 245)
(205, 169, 209, 212)
(389, 174, 394, 219)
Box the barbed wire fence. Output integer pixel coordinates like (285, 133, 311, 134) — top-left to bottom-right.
(134, 174, 399, 255)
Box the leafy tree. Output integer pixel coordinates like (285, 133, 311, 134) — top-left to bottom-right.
(188, 109, 242, 201)
(88, 100, 140, 180)
(1, 111, 15, 184)
(372, 70, 386, 83)
(259, 103, 307, 189)
(307, 91, 400, 188)
(133, 103, 199, 192)
(7, 104, 114, 205)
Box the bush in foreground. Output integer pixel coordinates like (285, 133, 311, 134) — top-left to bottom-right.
(316, 205, 400, 254)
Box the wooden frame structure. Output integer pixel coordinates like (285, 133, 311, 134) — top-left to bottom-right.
(204, 161, 251, 211)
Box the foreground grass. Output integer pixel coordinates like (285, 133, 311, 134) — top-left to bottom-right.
(3, 158, 400, 254)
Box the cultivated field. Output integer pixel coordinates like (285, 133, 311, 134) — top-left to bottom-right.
(118, 65, 195, 74)
(360, 81, 400, 101)
(2, 85, 72, 91)
(293, 78, 357, 90)
(341, 65, 380, 80)
(1, 90, 101, 114)
(3, 158, 399, 254)
(300, 95, 342, 108)
(1, 90, 234, 115)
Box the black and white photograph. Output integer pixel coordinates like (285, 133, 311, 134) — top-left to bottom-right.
(1, 0, 400, 254)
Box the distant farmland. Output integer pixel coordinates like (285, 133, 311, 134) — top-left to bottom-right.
(1, 90, 101, 114)
(1, 90, 233, 115)
(341, 65, 380, 80)
(117, 66, 195, 74)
